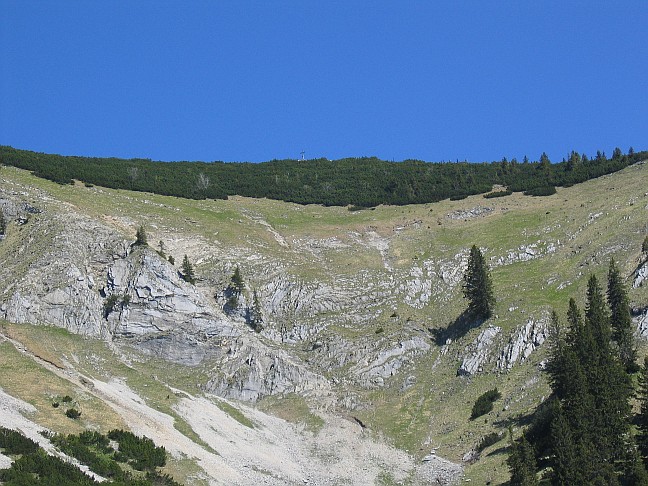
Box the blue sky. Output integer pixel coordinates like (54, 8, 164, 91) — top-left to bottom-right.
(1, 2, 646, 163)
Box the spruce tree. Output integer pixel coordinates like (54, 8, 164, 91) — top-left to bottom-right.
(226, 266, 245, 309)
(507, 431, 538, 486)
(550, 405, 588, 485)
(231, 266, 244, 294)
(638, 357, 648, 464)
(134, 225, 148, 246)
(541, 277, 633, 483)
(583, 275, 632, 471)
(462, 245, 495, 319)
(181, 255, 196, 284)
(607, 259, 638, 372)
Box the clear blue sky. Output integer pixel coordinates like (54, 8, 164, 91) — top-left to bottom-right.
(1, 2, 646, 163)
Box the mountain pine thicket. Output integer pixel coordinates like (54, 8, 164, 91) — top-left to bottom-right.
(0, 146, 645, 207)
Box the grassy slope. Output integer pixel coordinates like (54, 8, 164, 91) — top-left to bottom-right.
(1, 162, 647, 484)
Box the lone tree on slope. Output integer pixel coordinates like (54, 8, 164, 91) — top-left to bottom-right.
(181, 255, 196, 284)
(134, 225, 148, 246)
(463, 245, 495, 319)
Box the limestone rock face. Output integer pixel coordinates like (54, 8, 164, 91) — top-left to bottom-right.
(458, 326, 501, 376)
(205, 338, 330, 402)
(106, 251, 238, 339)
(498, 318, 548, 370)
(1, 210, 128, 337)
(634, 261, 648, 289)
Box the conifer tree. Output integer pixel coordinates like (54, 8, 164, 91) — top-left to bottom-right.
(638, 357, 648, 464)
(134, 225, 148, 246)
(250, 290, 263, 332)
(231, 266, 244, 294)
(538, 277, 633, 483)
(507, 430, 538, 486)
(607, 259, 638, 372)
(180, 255, 196, 284)
(550, 405, 588, 485)
(462, 245, 495, 319)
(0, 209, 6, 235)
(584, 275, 631, 465)
(226, 266, 245, 309)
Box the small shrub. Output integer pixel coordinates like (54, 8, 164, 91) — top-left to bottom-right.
(375, 327, 384, 334)
(523, 186, 556, 196)
(471, 388, 502, 420)
(61, 395, 73, 403)
(483, 190, 512, 199)
(65, 408, 81, 419)
(52, 401, 59, 408)
(103, 294, 120, 318)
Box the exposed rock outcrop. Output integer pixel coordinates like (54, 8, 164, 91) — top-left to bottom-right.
(205, 339, 330, 402)
(498, 318, 548, 370)
(458, 326, 501, 376)
(634, 261, 648, 289)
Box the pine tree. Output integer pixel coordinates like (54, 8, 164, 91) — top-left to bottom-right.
(181, 255, 196, 284)
(607, 259, 638, 372)
(134, 225, 148, 246)
(462, 245, 495, 319)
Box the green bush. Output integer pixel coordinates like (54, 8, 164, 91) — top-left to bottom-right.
(0, 427, 40, 455)
(483, 189, 512, 198)
(108, 429, 166, 471)
(65, 408, 82, 419)
(471, 388, 502, 420)
(523, 186, 556, 196)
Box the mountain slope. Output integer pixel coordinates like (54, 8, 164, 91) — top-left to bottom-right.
(1, 161, 647, 484)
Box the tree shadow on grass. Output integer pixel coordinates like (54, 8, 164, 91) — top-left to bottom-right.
(429, 310, 484, 346)
(486, 444, 510, 458)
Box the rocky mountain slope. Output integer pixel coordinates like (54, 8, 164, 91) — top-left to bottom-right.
(1, 162, 647, 484)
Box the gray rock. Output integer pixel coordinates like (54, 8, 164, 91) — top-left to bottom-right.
(458, 326, 501, 376)
(498, 318, 548, 370)
(634, 262, 648, 289)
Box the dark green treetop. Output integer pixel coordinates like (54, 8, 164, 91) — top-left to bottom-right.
(134, 225, 148, 246)
(607, 259, 638, 372)
(181, 255, 196, 284)
(462, 245, 495, 319)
